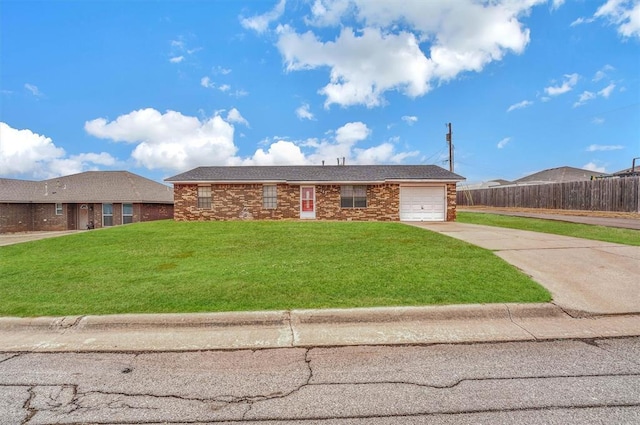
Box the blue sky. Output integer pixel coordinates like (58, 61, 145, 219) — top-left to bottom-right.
(1, 0, 639, 184)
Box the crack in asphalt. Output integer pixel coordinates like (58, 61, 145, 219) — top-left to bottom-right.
(11, 371, 640, 424)
(0, 353, 21, 364)
(590, 338, 640, 367)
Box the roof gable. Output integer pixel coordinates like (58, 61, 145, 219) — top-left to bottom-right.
(166, 165, 465, 183)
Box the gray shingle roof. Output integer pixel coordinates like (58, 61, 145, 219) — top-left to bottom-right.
(0, 171, 173, 203)
(165, 165, 465, 183)
(514, 166, 606, 184)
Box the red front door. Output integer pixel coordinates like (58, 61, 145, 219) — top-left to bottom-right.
(300, 186, 316, 219)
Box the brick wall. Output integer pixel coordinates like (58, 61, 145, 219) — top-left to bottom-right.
(0, 202, 174, 233)
(446, 183, 457, 221)
(174, 183, 407, 222)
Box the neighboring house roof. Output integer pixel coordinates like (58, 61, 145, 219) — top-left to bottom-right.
(513, 166, 606, 185)
(0, 171, 174, 203)
(613, 167, 640, 177)
(165, 165, 465, 184)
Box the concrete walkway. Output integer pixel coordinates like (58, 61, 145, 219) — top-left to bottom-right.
(1, 222, 639, 352)
(410, 222, 640, 316)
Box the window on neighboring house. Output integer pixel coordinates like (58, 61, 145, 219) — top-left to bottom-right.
(123, 203, 133, 224)
(103, 203, 113, 226)
(55, 203, 63, 215)
(340, 185, 367, 208)
(263, 185, 277, 209)
(198, 186, 212, 209)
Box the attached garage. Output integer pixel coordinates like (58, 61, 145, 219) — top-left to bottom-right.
(399, 186, 446, 221)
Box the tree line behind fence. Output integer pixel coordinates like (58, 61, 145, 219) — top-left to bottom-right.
(457, 176, 640, 213)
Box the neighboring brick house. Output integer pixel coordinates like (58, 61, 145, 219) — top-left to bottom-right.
(0, 171, 174, 233)
(165, 165, 465, 222)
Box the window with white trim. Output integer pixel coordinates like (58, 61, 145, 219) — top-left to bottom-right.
(103, 203, 113, 226)
(123, 203, 133, 224)
(263, 185, 277, 209)
(341, 185, 367, 208)
(55, 203, 63, 215)
(198, 186, 212, 209)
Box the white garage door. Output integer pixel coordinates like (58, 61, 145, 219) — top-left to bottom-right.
(400, 186, 446, 221)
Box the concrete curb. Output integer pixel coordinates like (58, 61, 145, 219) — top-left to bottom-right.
(0, 303, 566, 331)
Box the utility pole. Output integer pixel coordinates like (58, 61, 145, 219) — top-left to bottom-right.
(446, 122, 454, 172)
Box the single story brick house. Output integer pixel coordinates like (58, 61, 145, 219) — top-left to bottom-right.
(0, 171, 174, 233)
(165, 165, 465, 222)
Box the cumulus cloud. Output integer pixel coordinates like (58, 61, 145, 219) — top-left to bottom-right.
(85, 108, 239, 171)
(274, 0, 544, 108)
(169, 56, 184, 63)
(594, 0, 640, 39)
(587, 144, 623, 152)
(0, 122, 117, 179)
(507, 100, 533, 112)
(296, 103, 315, 120)
(84, 109, 417, 171)
(226, 108, 249, 126)
(401, 115, 418, 125)
(241, 0, 286, 33)
(583, 161, 606, 173)
(497, 137, 511, 149)
(544, 73, 579, 96)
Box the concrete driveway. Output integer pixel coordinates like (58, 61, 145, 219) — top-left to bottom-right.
(409, 222, 640, 317)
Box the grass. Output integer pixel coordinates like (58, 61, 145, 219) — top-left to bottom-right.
(458, 212, 640, 246)
(0, 220, 550, 317)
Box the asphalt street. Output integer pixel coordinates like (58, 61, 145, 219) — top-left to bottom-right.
(1, 337, 639, 424)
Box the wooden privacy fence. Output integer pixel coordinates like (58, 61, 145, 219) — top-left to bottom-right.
(457, 176, 640, 213)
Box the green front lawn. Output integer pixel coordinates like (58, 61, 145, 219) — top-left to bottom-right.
(0, 221, 550, 317)
(458, 212, 640, 246)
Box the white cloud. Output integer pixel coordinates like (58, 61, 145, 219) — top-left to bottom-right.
(544, 73, 579, 96)
(507, 100, 533, 112)
(334, 121, 370, 145)
(168, 36, 200, 64)
(587, 144, 624, 152)
(574, 83, 615, 107)
(401, 115, 418, 125)
(200, 76, 214, 88)
(243, 140, 307, 165)
(274, 0, 543, 108)
(570, 17, 594, 26)
(24, 83, 43, 97)
(85, 108, 239, 171)
(226, 108, 249, 126)
(573, 91, 596, 107)
(583, 161, 606, 173)
(592, 117, 605, 125)
(594, 0, 640, 39)
(296, 103, 315, 120)
(84, 109, 416, 172)
(218, 84, 231, 92)
(598, 82, 616, 98)
(497, 137, 511, 149)
(241, 0, 286, 33)
(0, 122, 117, 179)
(593, 64, 615, 81)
